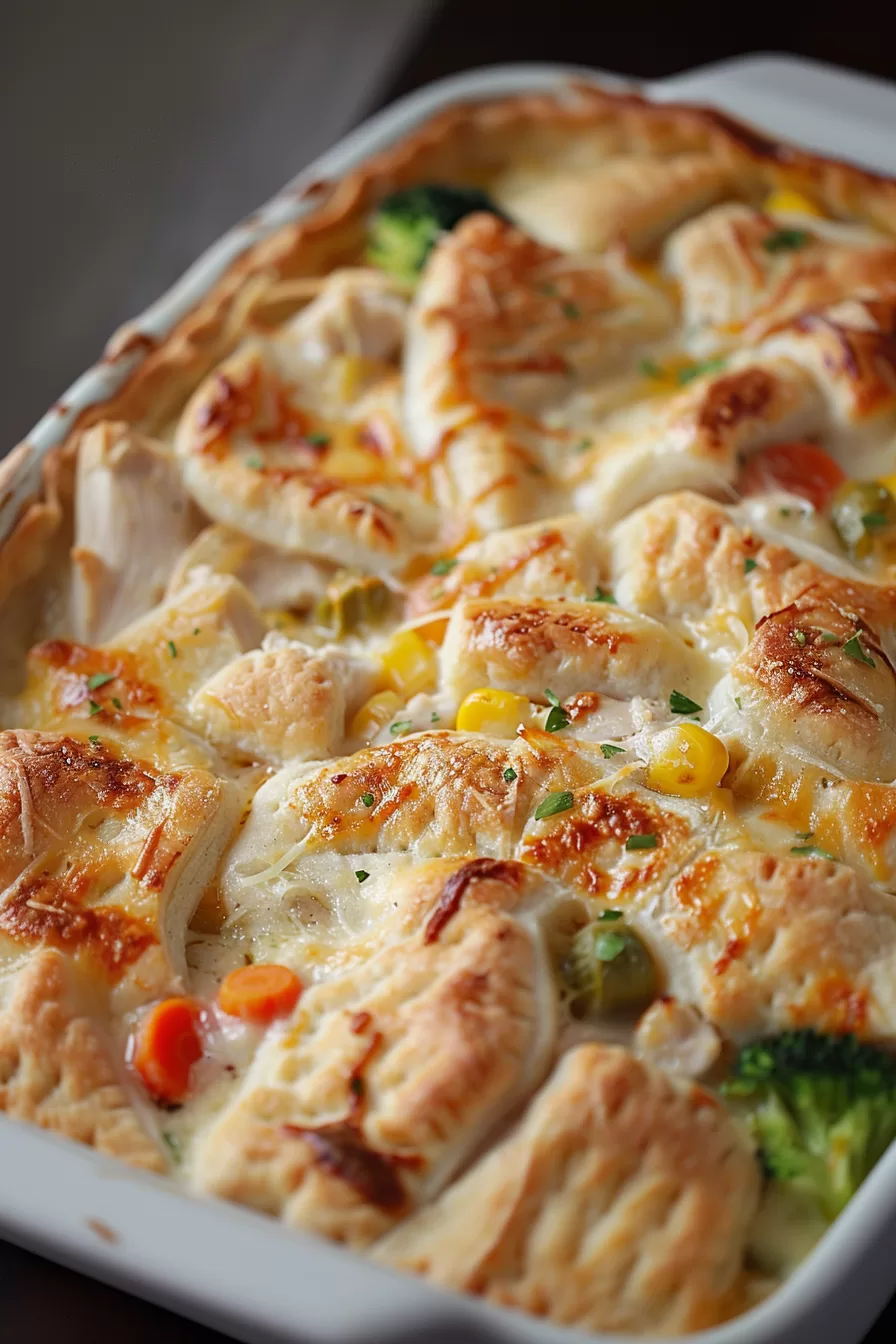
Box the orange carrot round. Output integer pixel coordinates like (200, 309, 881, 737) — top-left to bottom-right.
(739, 441, 846, 512)
(218, 963, 302, 1024)
(133, 997, 203, 1104)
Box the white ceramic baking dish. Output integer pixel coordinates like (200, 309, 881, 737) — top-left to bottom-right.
(5, 53, 896, 1344)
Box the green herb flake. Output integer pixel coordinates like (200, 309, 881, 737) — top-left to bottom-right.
(503, 766, 518, 783)
(793, 629, 808, 647)
(534, 790, 574, 821)
(762, 228, 809, 254)
(600, 742, 625, 759)
(355, 870, 370, 883)
(676, 357, 726, 385)
(544, 705, 569, 733)
(639, 358, 664, 379)
(431, 557, 457, 576)
(595, 931, 627, 962)
(88, 735, 101, 746)
(539, 283, 559, 297)
(86, 672, 115, 691)
(573, 438, 593, 454)
(815, 629, 839, 644)
(111, 697, 122, 710)
(625, 833, 658, 851)
(545, 689, 562, 708)
(305, 432, 331, 447)
(795, 831, 814, 840)
(193, 627, 201, 636)
(862, 512, 889, 529)
(361, 792, 375, 808)
(561, 301, 581, 320)
(744, 557, 758, 575)
(430, 711, 440, 723)
(167, 640, 178, 658)
(87, 700, 102, 717)
(389, 720, 413, 736)
(245, 454, 264, 470)
(669, 689, 702, 715)
(843, 633, 875, 667)
(790, 844, 837, 861)
(161, 1131, 182, 1164)
(734, 695, 743, 710)
(780, 507, 792, 518)
(598, 909, 623, 922)
(588, 586, 617, 604)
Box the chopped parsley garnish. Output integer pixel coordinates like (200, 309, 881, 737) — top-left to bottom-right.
(87, 700, 102, 717)
(588, 587, 617, 604)
(595, 931, 627, 962)
(862, 512, 889, 529)
(193, 627, 201, 636)
(430, 711, 440, 723)
(574, 438, 593, 453)
(676, 357, 726, 385)
(543, 688, 569, 734)
(111, 697, 122, 710)
(669, 689, 702, 715)
(389, 720, 413, 736)
(161, 1132, 182, 1164)
(815, 629, 839, 644)
(355, 870, 370, 883)
(305, 432, 331, 447)
(734, 695, 743, 710)
(598, 909, 623, 922)
(795, 831, 814, 840)
(361, 792, 374, 807)
(167, 640, 178, 658)
(561, 301, 581, 320)
(843, 632, 875, 667)
(503, 766, 518, 783)
(539, 283, 559, 297)
(431, 557, 457, 576)
(600, 743, 624, 759)
(534, 790, 574, 821)
(639, 358, 664, 379)
(793, 629, 808, 647)
(88, 735, 100, 746)
(744, 557, 758, 574)
(780, 507, 792, 518)
(626, 833, 657, 851)
(245, 454, 264, 470)
(762, 228, 809, 254)
(86, 672, 114, 691)
(790, 843, 837, 860)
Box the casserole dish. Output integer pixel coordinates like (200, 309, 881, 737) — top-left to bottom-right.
(4, 53, 896, 1344)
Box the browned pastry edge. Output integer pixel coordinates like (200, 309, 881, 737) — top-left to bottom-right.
(3, 80, 896, 604)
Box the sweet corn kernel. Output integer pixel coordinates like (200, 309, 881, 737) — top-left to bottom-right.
(645, 724, 729, 798)
(456, 687, 530, 737)
(379, 630, 438, 698)
(350, 690, 403, 741)
(763, 188, 823, 217)
(878, 473, 896, 500)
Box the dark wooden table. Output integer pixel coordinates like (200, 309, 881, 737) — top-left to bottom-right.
(2, 1, 895, 1339)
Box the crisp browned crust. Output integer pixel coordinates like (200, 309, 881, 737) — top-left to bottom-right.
(5, 80, 896, 596)
(0, 949, 164, 1170)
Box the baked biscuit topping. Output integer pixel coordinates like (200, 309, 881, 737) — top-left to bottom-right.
(5, 82, 896, 1336)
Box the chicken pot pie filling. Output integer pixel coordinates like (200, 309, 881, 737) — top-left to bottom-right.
(3, 84, 896, 1336)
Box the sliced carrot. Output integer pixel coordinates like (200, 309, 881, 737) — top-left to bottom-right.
(739, 441, 846, 512)
(133, 997, 203, 1104)
(218, 964, 302, 1024)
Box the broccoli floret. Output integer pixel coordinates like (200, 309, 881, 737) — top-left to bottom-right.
(367, 184, 504, 284)
(723, 1029, 896, 1221)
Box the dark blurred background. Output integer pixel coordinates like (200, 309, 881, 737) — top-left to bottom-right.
(1, 1, 895, 1339)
